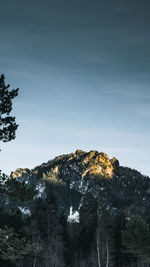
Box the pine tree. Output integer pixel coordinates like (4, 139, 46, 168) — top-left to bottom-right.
(123, 215, 150, 267)
(113, 211, 127, 267)
(0, 226, 40, 262)
(30, 189, 65, 267)
(79, 193, 98, 256)
(0, 74, 19, 143)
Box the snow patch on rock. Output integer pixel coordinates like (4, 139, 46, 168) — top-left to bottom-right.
(35, 182, 46, 198)
(19, 207, 31, 215)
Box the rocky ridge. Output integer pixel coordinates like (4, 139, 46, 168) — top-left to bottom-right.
(11, 150, 150, 218)
(11, 149, 119, 185)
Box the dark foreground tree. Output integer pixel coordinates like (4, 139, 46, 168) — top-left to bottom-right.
(0, 76, 41, 265)
(123, 215, 150, 267)
(0, 74, 19, 143)
(0, 226, 40, 262)
(0, 172, 40, 266)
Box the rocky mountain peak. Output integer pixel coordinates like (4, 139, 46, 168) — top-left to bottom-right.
(11, 150, 119, 194)
(9, 150, 150, 225)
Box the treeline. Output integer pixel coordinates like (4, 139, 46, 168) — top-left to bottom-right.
(0, 175, 150, 267)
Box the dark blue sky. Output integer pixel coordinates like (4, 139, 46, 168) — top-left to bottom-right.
(0, 0, 150, 175)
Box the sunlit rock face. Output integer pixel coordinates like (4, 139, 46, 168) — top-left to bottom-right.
(11, 150, 118, 181)
(54, 149, 118, 178)
(11, 150, 119, 199)
(80, 150, 118, 178)
(11, 167, 38, 187)
(55, 150, 119, 194)
(11, 168, 31, 179)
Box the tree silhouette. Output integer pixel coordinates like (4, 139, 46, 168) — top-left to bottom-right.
(123, 215, 150, 267)
(0, 74, 19, 143)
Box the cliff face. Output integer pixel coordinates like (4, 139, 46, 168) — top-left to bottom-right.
(11, 149, 119, 185)
(11, 168, 31, 179)
(59, 150, 118, 178)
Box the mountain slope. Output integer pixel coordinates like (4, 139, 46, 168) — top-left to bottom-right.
(11, 149, 150, 217)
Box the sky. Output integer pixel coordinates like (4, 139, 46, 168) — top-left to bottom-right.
(0, 0, 150, 176)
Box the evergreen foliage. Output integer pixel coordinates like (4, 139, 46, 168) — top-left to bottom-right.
(0, 226, 40, 261)
(0, 173, 40, 266)
(0, 172, 37, 202)
(0, 74, 19, 143)
(123, 215, 150, 266)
